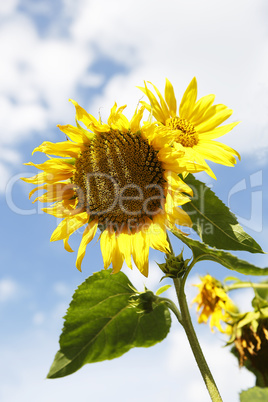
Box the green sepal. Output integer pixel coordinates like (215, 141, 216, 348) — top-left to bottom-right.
(157, 250, 191, 279)
(252, 281, 268, 310)
(182, 174, 263, 254)
(172, 231, 268, 277)
(47, 269, 171, 378)
(62, 157, 76, 165)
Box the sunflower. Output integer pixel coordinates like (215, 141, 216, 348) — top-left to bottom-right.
(22, 101, 194, 276)
(138, 78, 240, 179)
(192, 274, 237, 333)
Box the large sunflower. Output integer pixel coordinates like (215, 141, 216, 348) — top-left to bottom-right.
(138, 78, 240, 179)
(22, 101, 194, 276)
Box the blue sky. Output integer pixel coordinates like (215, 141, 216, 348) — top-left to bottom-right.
(1, 0, 268, 401)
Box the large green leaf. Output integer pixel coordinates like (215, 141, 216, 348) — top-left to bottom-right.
(182, 174, 263, 253)
(172, 232, 268, 276)
(47, 269, 171, 378)
(240, 387, 268, 401)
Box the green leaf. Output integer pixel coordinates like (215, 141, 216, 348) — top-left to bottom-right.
(172, 232, 268, 276)
(47, 269, 171, 378)
(240, 386, 268, 401)
(155, 285, 172, 296)
(182, 174, 263, 253)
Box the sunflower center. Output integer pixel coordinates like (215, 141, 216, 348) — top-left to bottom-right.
(166, 117, 198, 147)
(73, 129, 165, 232)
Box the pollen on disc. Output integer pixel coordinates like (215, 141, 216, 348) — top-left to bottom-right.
(73, 129, 166, 231)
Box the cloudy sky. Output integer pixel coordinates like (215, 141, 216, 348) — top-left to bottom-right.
(1, 0, 268, 401)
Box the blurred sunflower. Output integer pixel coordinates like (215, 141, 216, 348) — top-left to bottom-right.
(192, 274, 237, 333)
(22, 101, 195, 276)
(138, 78, 240, 179)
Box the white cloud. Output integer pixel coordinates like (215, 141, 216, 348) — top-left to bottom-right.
(72, 0, 268, 158)
(167, 329, 255, 401)
(0, 313, 255, 402)
(33, 312, 45, 325)
(0, 163, 13, 194)
(53, 281, 71, 297)
(0, 13, 95, 144)
(122, 260, 164, 292)
(230, 287, 255, 313)
(0, 278, 19, 302)
(1, 0, 268, 195)
(0, 9, 99, 192)
(0, 0, 19, 16)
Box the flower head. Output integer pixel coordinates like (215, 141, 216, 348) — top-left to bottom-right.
(138, 78, 240, 179)
(22, 101, 193, 276)
(192, 274, 237, 333)
(233, 317, 268, 369)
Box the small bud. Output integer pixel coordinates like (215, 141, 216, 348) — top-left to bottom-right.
(128, 288, 158, 314)
(158, 250, 190, 279)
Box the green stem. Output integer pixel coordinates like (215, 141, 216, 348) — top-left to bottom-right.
(173, 275, 223, 402)
(164, 234, 222, 400)
(159, 297, 183, 325)
(225, 282, 268, 292)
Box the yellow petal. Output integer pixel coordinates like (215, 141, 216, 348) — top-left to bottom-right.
(117, 232, 132, 269)
(76, 220, 98, 271)
(195, 104, 232, 132)
(173, 145, 217, 179)
(108, 103, 129, 131)
(165, 197, 192, 229)
(28, 184, 47, 199)
(69, 99, 100, 128)
(189, 94, 215, 125)
(165, 78, 177, 117)
(158, 146, 204, 174)
(25, 159, 74, 174)
(147, 81, 170, 119)
(63, 236, 74, 253)
(165, 171, 193, 196)
(179, 77, 197, 120)
(111, 236, 125, 273)
(148, 218, 170, 253)
(196, 141, 238, 166)
(57, 124, 93, 143)
(138, 83, 166, 123)
(42, 201, 78, 218)
(22, 170, 72, 184)
(100, 229, 114, 269)
(21, 172, 48, 184)
(130, 106, 145, 132)
(32, 183, 75, 204)
(198, 121, 240, 140)
(132, 231, 149, 277)
(33, 141, 82, 158)
(139, 100, 154, 114)
(50, 212, 89, 242)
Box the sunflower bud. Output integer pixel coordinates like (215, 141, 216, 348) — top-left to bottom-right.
(128, 289, 158, 314)
(158, 250, 190, 278)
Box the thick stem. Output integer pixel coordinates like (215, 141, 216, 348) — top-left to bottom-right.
(173, 277, 223, 402)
